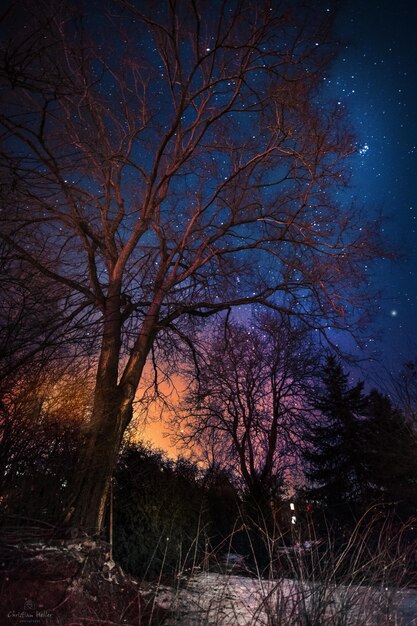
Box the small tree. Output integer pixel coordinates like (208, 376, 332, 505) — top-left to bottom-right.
(176, 316, 316, 511)
(387, 359, 417, 423)
(113, 442, 205, 578)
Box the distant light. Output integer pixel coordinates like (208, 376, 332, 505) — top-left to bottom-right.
(290, 502, 295, 511)
(291, 515, 297, 525)
(390, 309, 398, 317)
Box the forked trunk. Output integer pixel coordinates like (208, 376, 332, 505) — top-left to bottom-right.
(63, 281, 161, 535)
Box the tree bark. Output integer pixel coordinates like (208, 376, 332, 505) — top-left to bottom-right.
(65, 293, 159, 535)
(65, 391, 127, 534)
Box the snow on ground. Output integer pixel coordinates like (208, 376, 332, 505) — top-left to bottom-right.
(151, 572, 417, 625)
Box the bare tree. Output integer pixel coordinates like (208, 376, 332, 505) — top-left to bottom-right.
(175, 316, 317, 505)
(385, 359, 417, 423)
(0, 242, 95, 397)
(0, 367, 90, 524)
(0, 0, 381, 533)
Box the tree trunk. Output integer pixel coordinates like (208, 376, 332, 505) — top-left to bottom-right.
(65, 391, 128, 535)
(63, 285, 126, 534)
(64, 293, 159, 535)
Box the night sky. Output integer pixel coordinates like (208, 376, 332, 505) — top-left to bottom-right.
(143, 1, 417, 450)
(2, 0, 416, 542)
(331, 0, 417, 370)
(142, 0, 417, 449)
(2, 0, 415, 393)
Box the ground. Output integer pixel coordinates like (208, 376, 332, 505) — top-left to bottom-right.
(0, 539, 167, 625)
(2, 540, 417, 625)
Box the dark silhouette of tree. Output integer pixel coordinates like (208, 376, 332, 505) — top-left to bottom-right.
(176, 316, 317, 509)
(0, 371, 89, 524)
(386, 359, 417, 423)
(363, 389, 417, 518)
(302, 355, 368, 525)
(0, 245, 90, 399)
(202, 465, 242, 554)
(0, 243, 94, 526)
(113, 442, 205, 578)
(0, 0, 382, 533)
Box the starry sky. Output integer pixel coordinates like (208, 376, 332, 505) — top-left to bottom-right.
(142, 0, 417, 449)
(2, 0, 415, 394)
(143, 0, 417, 451)
(331, 0, 417, 369)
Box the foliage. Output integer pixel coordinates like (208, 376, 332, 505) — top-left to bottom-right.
(302, 355, 368, 525)
(113, 443, 207, 578)
(302, 356, 417, 529)
(202, 465, 243, 554)
(0, 372, 88, 525)
(362, 389, 417, 518)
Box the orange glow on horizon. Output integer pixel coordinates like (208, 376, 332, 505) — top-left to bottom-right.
(131, 372, 187, 458)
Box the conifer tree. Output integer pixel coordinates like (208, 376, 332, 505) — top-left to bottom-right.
(364, 389, 417, 518)
(302, 356, 367, 524)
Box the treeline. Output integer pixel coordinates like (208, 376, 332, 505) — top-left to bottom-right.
(301, 356, 417, 528)
(115, 353, 417, 577)
(113, 444, 243, 578)
(1, 341, 416, 577)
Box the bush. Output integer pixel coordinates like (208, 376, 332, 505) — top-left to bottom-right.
(113, 442, 207, 579)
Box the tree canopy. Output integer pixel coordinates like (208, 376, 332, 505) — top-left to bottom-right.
(0, 0, 382, 532)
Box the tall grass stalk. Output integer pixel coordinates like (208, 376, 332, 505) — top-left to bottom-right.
(143, 507, 416, 625)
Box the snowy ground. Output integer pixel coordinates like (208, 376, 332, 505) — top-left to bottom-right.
(3, 540, 417, 624)
(151, 572, 417, 625)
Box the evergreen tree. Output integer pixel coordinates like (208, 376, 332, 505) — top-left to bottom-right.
(302, 356, 368, 525)
(364, 389, 417, 518)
